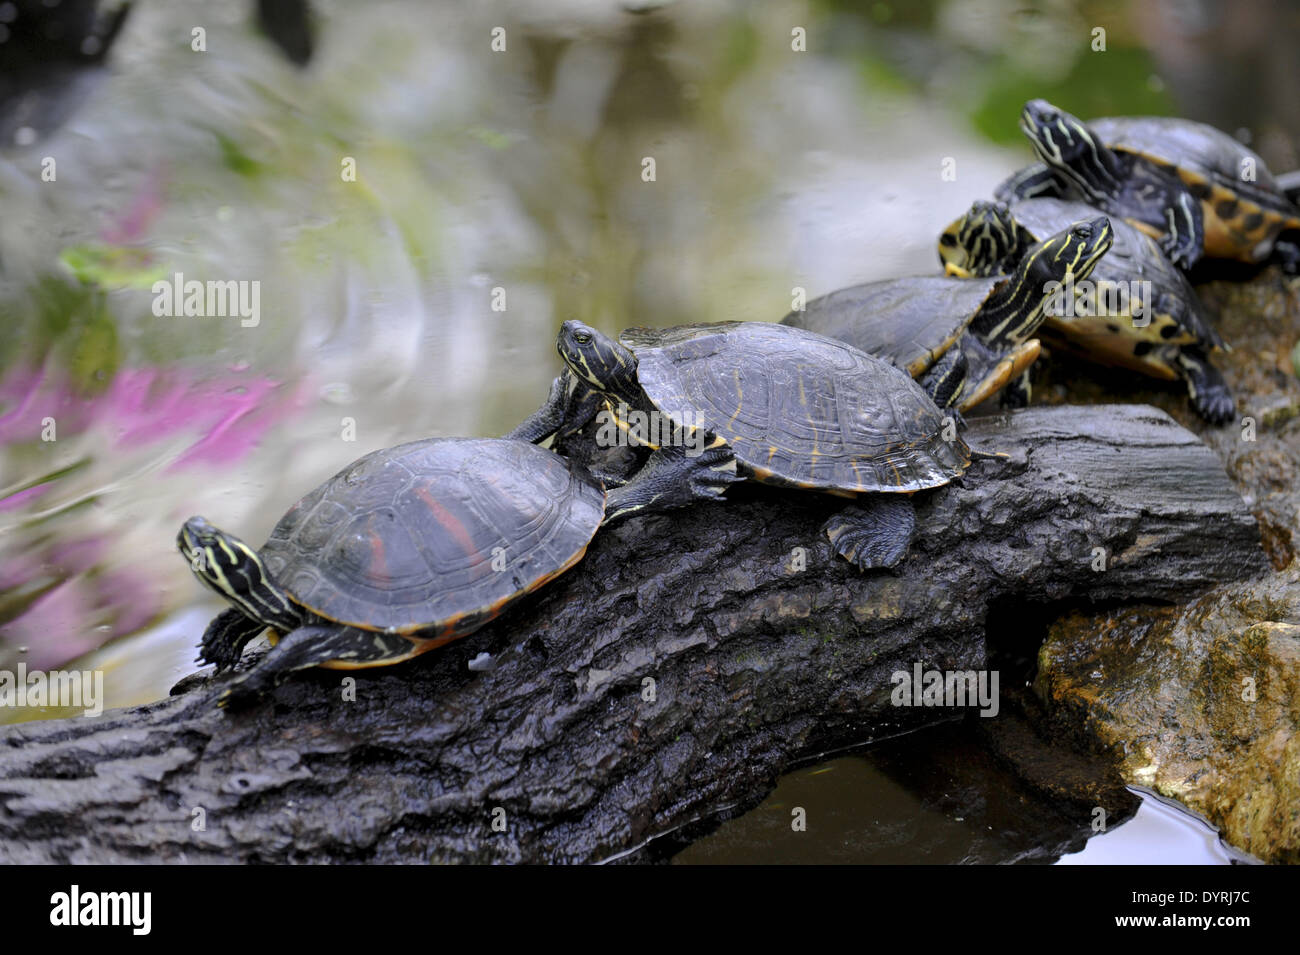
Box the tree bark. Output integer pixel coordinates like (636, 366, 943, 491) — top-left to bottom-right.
(0, 404, 1268, 863)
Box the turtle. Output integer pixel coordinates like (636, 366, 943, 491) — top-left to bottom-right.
(783, 214, 1113, 412)
(551, 318, 973, 571)
(939, 197, 1235, 423)
(176, 436, 643, 706)
(1278, 169, 1300, 206)
(999, 99, 1300, 270)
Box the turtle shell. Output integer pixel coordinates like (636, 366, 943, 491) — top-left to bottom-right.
(259, 438, 605, 635)
(1008, 198, 1224, 358)
(618, 321, 970, 493)
(1089, 116, 1300, 260)
(784, 276, 1003, 377)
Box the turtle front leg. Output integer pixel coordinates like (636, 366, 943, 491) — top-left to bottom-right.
(994, 162, 1062, 203)
(999, 370, 1032, 409)
(217, 624, 415, 708)
(918, 347, 967, 411)
(1176, 348, 1235, 425)
(506, 372, 570, 445)
(505, 371, 603, 447)
(199, 607, 267, 671)
(218, 625, 339, 707)
(1158, 190, 1204, 270)
(602, 435, 739, 526)
(955, 336, 1039, 412)
(1267, 236, 1300, 275)
(822, 495, 917, 570)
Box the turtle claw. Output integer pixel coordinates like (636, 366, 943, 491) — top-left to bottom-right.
(216, 680, 261, 711)
(823, 497, 917, 571)
(603, 437, 740, 525)
(1163, 238, 1200, 271)
(1177, 349, 1235, 425)
(686, 438, 742, 500)
(211, 624, 345, 710)
(1159, 194, 1204, 270)
(1190, 387, 1236, 426)
(1268, 238, 1300, 275)
(199, 608, 266, 672)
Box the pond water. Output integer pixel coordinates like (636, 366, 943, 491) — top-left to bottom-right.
(1, 0, 1294, 862)
(674, 723, 1251, 865)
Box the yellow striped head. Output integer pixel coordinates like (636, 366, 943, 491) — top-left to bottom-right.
(1033, 215, 1114, 285)
(1020, 99, 1123, 198)
(557, 320, 641, 405)
(177, 516, 296, 626)
(942, 200, 1020, 276)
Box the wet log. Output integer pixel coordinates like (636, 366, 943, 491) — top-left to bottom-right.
(0, 404, 1268, 863)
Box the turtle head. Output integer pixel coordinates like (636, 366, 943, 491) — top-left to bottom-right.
(178, 516, 262, 598)
(1019, 99, 1122, 197)
(1028, 214, 1114, 287)
(941, 200, 1019, 277)
(557, 320, 640, 403)
(178, 517, 297, 628)
(970, 215, 1112, 346)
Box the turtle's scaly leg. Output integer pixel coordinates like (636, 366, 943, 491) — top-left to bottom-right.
(822, 496, 917, 571)
(994, 163, 1062, 203)
(999, 370, 1032, 409)
(918, 347, 967, 410)
(1277, 169, 1300, 205)
(218, 624, 416, 708)
(1176, 348, 1235, 425)
(953, 335, 1040, 411)
(602, 436, 739, 526)
(1267, 236, 1300, 275)
(199, 607, 266, 671)
(1156, 188, 1204, 270)
(507, 371, 606, 446)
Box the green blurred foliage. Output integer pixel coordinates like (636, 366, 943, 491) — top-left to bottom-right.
(971, 46, 1175, 144)
(59, 244, 167, 290)
(812, 0, 1176, 144)
(213, 129, 267, 179)
(2, 278, 121, 394)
